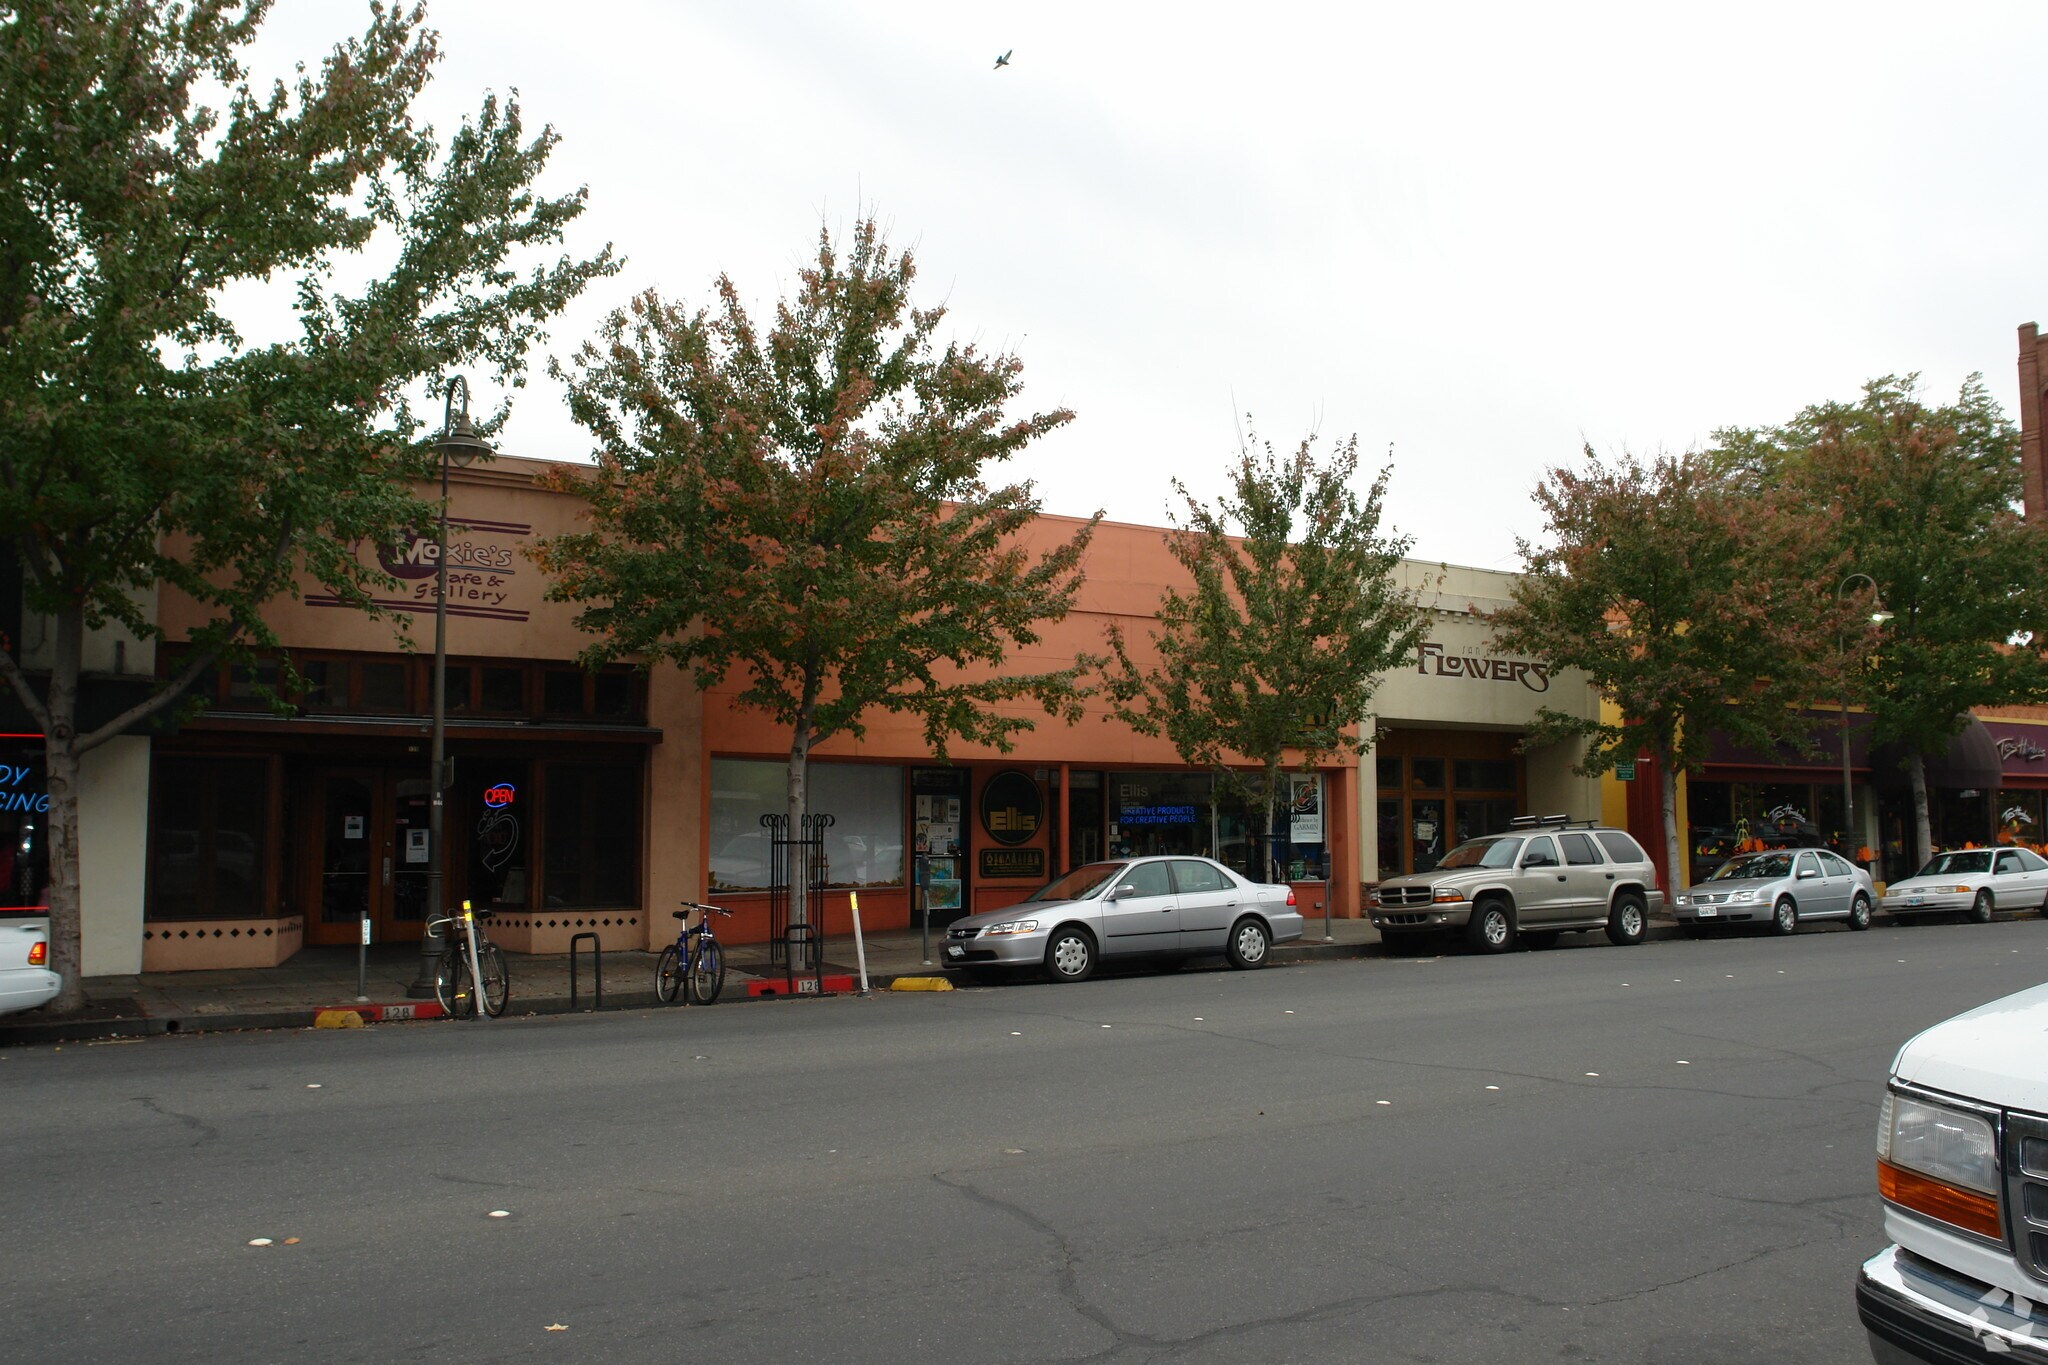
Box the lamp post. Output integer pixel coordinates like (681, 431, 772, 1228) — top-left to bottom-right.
(407, 377, 493, 998)
(1836, 572, 1893, 871)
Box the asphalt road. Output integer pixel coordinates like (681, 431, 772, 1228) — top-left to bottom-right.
(10, 915, 2048, 1364)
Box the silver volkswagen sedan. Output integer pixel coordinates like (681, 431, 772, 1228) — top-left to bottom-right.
(1671, 847, 1876, 935)
(940, 856, 1306, 984)
(1881, 846, 2048, 922)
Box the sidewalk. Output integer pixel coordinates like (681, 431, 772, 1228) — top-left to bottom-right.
(0, 914, 1404, 1044)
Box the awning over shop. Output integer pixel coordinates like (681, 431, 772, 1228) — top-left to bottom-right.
(1869, 717, 2003, 791)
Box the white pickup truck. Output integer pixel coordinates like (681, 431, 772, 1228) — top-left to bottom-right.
(1857, 982, 2048, 1362)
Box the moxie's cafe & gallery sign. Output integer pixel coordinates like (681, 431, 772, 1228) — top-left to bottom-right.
(305, 516, 534, 624)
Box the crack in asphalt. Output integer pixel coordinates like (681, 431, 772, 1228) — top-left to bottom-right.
(132, 1095, 218, 1146)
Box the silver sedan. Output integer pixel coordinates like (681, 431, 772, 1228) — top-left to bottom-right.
(1672, 847, 1876, 935)
(939, 856, 1305, 984)
(1881, 846, 2048, 923)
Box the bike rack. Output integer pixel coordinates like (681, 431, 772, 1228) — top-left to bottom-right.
(782, 922, 824, 996)
(569, 931, 602, 1011)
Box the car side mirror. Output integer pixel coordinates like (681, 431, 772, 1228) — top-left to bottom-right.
(1108, 884, 1129, 900)
(1796, 868, 1817, 880)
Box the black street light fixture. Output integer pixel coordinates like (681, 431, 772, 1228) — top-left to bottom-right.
(1836, 572, 1894, 868)
(407, 377, 493, 999)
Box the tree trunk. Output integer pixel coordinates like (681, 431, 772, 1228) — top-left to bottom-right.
(786, 726, 810, 932)
(1908, 751, 1933, 869)
(44, 606, 85, 1012)
(1659, 758, 1682, 897)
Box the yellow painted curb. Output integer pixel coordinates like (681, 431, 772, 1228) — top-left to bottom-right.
(313, 1009, 366, 1029)
(887, 976, 954, 992)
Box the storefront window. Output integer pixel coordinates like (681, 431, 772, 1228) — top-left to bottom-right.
(709, 759, 904, 891)
(1998, 790, 2045, 846)
(148, 756, 268, 919)
(1686, 779, 1857, 885)
(0, 742, 49, 911)
(542, 762, 641, 906)
(466, 762, 529, 908)
(1111, 771, 1211, 859)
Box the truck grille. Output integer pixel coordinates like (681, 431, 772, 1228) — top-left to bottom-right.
(1376, 886, 1434, 908)
(2007, 1108, 2048, 1285)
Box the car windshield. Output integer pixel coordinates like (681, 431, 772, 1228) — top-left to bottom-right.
(1710, 853, 1795, 882)
(1436, 837, 1524, 870)
(1915, 850, 1993, 877)
(1025, 862, 1125, 902)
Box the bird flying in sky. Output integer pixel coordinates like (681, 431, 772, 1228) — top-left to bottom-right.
(994, 50, 1011, 69)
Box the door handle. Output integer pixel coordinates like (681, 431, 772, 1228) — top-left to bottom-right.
(1605, 873, 1616, 880)
(1556, 874, 1568, 881)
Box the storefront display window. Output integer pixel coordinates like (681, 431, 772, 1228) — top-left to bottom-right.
(466, 762, 530, 908)
(1686, 780, 1853, 885)
(148, 756, 267, 918)
(709, 759, 905, 891)
(542, 762, 641, 907)
(1997, 790, 2045, 846)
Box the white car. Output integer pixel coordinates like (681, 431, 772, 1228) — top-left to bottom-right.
(1857, 982, 2048, 1361)
(0, 914, 60, 1016)
(1881, 847, 2048, 923)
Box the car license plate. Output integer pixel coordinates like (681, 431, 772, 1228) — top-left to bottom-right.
(1695, 906, 1718, 918)
(946, 945, 963, 958)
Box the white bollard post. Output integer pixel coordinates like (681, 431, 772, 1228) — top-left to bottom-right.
(850, 891, 871, 996)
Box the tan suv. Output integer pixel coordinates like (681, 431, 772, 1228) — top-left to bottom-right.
(1369, 814, 1664, 953)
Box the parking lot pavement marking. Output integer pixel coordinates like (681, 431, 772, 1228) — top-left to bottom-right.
(488, 1210, 510, 1219)
(1376, 1100, 1392, 1106)
(1485, 1085, 1500, 1091)
(1585, 1072, 1601, 1077)
(1676, 1060, 1690, 1065)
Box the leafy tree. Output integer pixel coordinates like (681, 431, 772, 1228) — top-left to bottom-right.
(1489, 449, 1844, 890)
(0, 0, 613, 1009)
(1104, 426, 1429, 883)
(536, 217, 1097, 928)
(1719, 376, 2048, 863)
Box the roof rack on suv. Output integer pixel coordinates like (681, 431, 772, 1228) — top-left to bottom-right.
(1506, 813, 1598, 829)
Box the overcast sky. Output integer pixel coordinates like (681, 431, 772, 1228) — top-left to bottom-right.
(251, 1, 2048, 569)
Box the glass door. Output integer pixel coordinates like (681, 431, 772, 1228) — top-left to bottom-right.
(304, 768, 445, 946)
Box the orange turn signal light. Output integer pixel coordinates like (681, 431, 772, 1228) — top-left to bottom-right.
(1879, 1158, 2003, 1241)
(27, 940, 46, 966)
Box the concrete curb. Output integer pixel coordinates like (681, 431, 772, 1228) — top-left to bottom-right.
(0, 929, 1691, 1046)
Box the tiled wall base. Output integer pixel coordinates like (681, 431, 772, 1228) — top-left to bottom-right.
(143, 917, 305, 971)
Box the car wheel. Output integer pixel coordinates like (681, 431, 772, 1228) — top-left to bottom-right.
(1044, 927, 1096, 983)
(1970, 889, 1994, 924)
(1464, 899, 1516, 954)
(1848, 894, 1873, 931)
(1772, 897, 1798, 936)
(1521, 931, 1560, 950)
(1606, 893, 1648, 946)
(1225, 917, 1271, 970)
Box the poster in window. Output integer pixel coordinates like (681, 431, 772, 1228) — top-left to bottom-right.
(926, 878, 962, 911)
(405, 827, 430, 863)
(344, 815, 365, 840)
(1289, 774, 1324, 842)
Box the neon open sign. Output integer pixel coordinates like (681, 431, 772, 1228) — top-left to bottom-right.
(483, 784, 517, 808)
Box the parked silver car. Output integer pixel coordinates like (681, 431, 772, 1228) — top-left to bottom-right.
(1881, 845, 2048, 923)
(940, 856, 1305, 984)
(1671, 847, 1875, 935)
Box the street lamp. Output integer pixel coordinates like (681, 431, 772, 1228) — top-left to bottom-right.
(1836, 572, 1894, 870)
(407, 377, 493, 998)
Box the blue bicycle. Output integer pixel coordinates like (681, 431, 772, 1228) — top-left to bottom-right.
(656, 901, 729, 1005)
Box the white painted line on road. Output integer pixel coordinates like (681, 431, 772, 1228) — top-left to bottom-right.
(1676, 1060, 1690, 1065)
(1376, 1100, 1391, 1106)
(489, 1210, 511, 1219)
(1585, 1072, 1600, 1077)
(248, 1238, 272, 1246)
(306, 1083, 321, 1089)
(1485, 1085, 1500, 1091)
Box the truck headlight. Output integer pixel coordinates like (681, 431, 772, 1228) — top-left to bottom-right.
(1431, 887, 1466, 904)
(983, 919, 1038, 936)
(1876, 1088, 2003, 1241)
